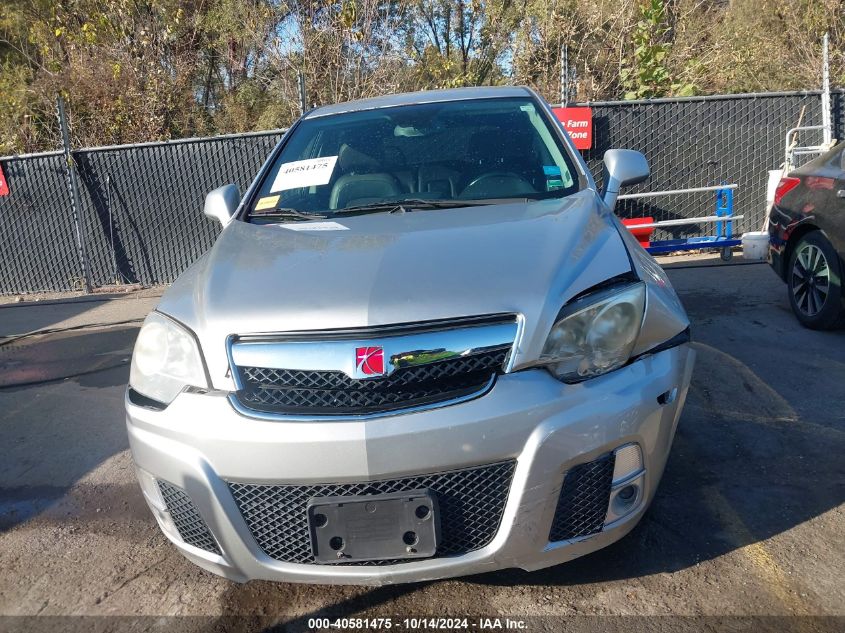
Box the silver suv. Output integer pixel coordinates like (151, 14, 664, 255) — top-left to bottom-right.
(126, 86, 695, 585)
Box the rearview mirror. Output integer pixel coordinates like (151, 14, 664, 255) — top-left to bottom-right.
(204, 184, 241, 226)
(600, 149, 649, 211)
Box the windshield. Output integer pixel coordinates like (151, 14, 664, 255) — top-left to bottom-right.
(248, 97, 581, 221)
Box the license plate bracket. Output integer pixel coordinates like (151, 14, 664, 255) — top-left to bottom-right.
(307, 489, 439, 564)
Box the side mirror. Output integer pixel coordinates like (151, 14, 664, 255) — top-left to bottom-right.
(204, 184, 241, 226)
(600, 149, 649, 211)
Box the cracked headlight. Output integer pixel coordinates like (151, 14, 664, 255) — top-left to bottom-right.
(540, 282, 646, 382)
(129, 312, 208, 405)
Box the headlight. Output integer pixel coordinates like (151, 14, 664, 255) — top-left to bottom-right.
(129, 312, 208, 405)
(540, 282, 646, 382)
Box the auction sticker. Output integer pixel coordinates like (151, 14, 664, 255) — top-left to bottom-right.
(254, 195, 280, 210)
(278, 221, 349, 231)
(271, 156, 338, 192)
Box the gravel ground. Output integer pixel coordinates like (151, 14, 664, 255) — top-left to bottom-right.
(0, 260, 842, 632)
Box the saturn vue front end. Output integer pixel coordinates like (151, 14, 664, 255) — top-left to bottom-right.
(125, 86, 695, 585)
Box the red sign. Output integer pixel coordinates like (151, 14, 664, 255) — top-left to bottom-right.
(552, 107, 593, 150)
(0, 163, 8, 196)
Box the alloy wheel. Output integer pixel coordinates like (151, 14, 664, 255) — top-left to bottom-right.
(791, 243, 830, 316)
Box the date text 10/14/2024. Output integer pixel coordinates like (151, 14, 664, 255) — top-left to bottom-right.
(307, 617, 529, 630)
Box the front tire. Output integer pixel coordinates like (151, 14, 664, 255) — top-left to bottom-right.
(787, 231, 845, 330)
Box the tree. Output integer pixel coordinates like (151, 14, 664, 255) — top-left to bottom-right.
(509, 0, 639, 102)
(619, 0, 694, 100)
(1, 0, 844, 153)
(396, 0, 517, 88)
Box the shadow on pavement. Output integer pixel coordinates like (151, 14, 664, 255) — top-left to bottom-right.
(0, 326, 136, 388)
(0, 324, 137, 531)
(0, 295, 124, 337)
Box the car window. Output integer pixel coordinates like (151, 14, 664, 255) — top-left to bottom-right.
(248, 97, 580, 219)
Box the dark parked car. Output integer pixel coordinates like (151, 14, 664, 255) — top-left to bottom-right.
(768, 144, 845, 329)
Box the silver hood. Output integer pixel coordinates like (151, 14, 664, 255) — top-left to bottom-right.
(158, 190, 685, 390)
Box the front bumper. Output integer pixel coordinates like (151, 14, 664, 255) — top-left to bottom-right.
(126, 344, 695, 585)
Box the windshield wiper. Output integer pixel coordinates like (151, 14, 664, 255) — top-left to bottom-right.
(253, 198, 522, 221)
(334, 199, 499, 215)
(250, 208, 329, 221)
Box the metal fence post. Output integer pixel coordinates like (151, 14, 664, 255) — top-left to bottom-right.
(560, 44, 568, 106)
(57, 94, 93, 293)
(298, 72, 307, 116)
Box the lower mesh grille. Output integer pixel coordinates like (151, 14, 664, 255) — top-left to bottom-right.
(549, 453, 615, 542)
(228, 460, 516, 565)
(158, 481, 220, 555)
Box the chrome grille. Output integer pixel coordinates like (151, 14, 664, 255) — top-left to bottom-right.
(228, 460, 516, 565)
(235, 348, 508, 415)
(158, 481, 220, 554)
(549, 453, 615, 542)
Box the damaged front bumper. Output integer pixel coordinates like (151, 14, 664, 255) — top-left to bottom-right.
(126, 343, 695, 585)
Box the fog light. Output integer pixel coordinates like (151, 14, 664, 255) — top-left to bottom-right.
(605, 476, 643, 525)
(618, 484, 636, 502)
(612, 444, 643, 483)
(605, 443, 646, 526)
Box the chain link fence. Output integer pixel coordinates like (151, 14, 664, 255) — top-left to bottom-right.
(0, 152, 82, 293)
(0, 131, 284, 294)
(73, 131, 284, 289)
(579, 90, 844, 241)
(0, 90, 842, 295)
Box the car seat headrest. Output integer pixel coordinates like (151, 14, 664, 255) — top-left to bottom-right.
(338, 143, 382, 174)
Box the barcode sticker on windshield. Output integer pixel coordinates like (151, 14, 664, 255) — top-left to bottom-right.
(278, 221, 349, 231)
(270, 156, 338, 193)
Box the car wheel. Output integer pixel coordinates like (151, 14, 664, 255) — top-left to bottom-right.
(787, 231, 845, 330)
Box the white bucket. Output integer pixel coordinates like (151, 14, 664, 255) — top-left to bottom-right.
(742, 231, 769, 261)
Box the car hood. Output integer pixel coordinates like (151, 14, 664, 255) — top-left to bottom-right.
(159, 191, 638, 389)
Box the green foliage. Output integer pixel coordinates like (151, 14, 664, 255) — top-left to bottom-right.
(620, 0, 695, 100)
